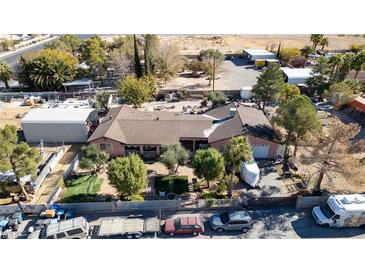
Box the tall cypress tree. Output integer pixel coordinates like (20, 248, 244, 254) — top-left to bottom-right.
(144, 34, 152, 75)
(133, 34, 143, 78)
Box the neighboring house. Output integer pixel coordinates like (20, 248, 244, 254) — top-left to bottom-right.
(21, 108, 99, 143)
(88, 103, 283, 159)
(242, 48, 276, 63)
(281, 68, 313, 85)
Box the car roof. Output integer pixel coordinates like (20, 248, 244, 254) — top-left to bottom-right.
(179, 216, 201, 225)
(228, 211, 251, 221)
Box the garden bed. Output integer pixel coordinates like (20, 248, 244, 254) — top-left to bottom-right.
(154, 175, 189, 195)
(60, 175, 102, 203)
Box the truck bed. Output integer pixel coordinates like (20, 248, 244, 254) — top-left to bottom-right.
(98, 216, 160, 237)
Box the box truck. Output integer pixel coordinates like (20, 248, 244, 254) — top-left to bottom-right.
(312, 194, 365, 228)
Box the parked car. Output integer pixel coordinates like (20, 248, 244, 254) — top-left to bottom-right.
(210, 211, 253, 233)
(164, 216, 204, 236)
(28, 217, 89, 239)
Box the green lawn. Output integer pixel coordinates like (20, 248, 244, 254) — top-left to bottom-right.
(61, 175, 102, 203)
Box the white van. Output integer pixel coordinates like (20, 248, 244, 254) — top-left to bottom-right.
(312, 194, 365, 228)
(28, 217, 89, 239)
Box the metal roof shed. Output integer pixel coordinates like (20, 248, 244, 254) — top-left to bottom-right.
(242, 48, 276, 61)
(281, 68, 314, 85)
(21, 108, 98, 143)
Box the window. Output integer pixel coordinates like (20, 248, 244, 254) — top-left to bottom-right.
(56, 232, 67, 239)
(100, 143, 112, 151)
(219, 146, 225, 153)
(46, 235, 54, 239)
(229, 220, 249, 225)
(66, 228, 84, 236)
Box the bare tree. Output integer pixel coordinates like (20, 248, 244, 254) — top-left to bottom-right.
(300, 118, 365, 194)
(156, 43, 181, 83)
(108, 50, 132, 78)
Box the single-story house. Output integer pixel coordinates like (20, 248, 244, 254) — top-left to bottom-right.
(281, 68, 313, 85)
(21, 108, 99, 143)
(347, 96, 365, 112)
(88, 103, 283, 159)
(242, 48, 276, 63)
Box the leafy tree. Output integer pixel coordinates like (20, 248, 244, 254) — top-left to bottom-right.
(108, 35, 135, 58)
(141, 74, 159, 98)
(133, 34, 143, 78)
(160, 144, 189, 174)
(251, 63, 285, 111)
(118, 75, 153, 108)
(344, 79, 362, 93)
(79, 144, 109, 174)
(17, 49, 78, 91)
(82, 35, 108, 80)
(351, 50, 365, 80)
(324, 82, 355, 109)
(188, 59, 207, 77)
(192, 148, 225, 188)
(280, 48, 301, 62)
(208, 91, 226, 107)
(95, 91, 110, 112)
(300, 45, 315, 67)
(289, 56, 306, 68)
(143, 34, 154, 75)
(107, 154, 147, 197)
(310, 34, 324, 50)
(275, 83, 300, 105)
(349, 43, 364, 53)
(0, 125, 41, 201)
(336, 54, 354, 82)
(44, 39, 73, 53)
(199, 49, 224, 91)
(156, 43, 181, 83)
(319, 37, 329, 50)
(223, 136, 252, 197)
(273, 95, 321, 158)
(328, 53, 345, 83)
(306, 56, 330, 97)
(300, 119, 364, 193)
(0, 60, 12, 89)
(0, 39, 14, 51)
(59, 34, 82, 57)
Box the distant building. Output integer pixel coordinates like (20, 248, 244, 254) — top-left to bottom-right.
(242, 48, 276, 63)
(281, 68, 313, 85)
(21, 108, 98, 143)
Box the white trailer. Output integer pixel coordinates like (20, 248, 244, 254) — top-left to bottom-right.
(312, 194, 365, 228)
(97, 216, 160, 238)
(240, 86, 253, 100)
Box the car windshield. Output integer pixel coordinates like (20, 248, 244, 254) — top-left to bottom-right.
(39, 228, 47, 239)
(219, 212, 230, 224)
(174, 218, 181, 229)
(320, 205, 335, 219)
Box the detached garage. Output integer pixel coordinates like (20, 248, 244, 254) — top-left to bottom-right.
(242, 48, 276, 63)
(281, 68, 314, 85)
(21, 108, 99, 143)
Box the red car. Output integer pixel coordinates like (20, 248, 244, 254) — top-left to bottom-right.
(164, 216, 204, 236)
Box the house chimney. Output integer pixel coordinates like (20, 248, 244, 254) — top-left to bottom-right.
(230, 108, 237, 117)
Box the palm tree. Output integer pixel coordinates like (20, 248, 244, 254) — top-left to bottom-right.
(310, 34, 324, 50)
(328, 54, 344, 83)
(351, 51, 365, 79)
(300, 45, 315, 67)
(0, 61, 12, 89)
(319, 37, 329, 50)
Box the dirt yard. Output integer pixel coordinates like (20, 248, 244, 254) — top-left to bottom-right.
(0, 102, 36, 129)
(158, 34, 365, 55)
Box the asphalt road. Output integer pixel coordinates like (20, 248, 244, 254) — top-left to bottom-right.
(83, 206, 365, 239)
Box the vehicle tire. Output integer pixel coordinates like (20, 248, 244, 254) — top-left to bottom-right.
(241, 228, 249, 233)
(216, 228, 224, 233)
(169, 232, 174, 236)
(126, 234, 133, 239)
(134, 234, 142, 239)
(358, 224, 365, 229)
(72, 237, 80, 239)
(320, 223, 329, 228)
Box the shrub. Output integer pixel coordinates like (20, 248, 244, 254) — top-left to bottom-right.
(128, 194, 144, 201)
(280, 48, 301, 62)
(154, 175, 189, 195)
(199, 190, 225, 199)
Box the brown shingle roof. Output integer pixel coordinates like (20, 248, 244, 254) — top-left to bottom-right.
(88, 105, 214, 145)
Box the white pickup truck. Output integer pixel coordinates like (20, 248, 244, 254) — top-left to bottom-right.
(97, 215, 160, 239)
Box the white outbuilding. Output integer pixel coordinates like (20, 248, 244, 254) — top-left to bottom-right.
(240, 86, 253, 100)
(281, 68, 314, 85)
(21, 108, 99, 143)
(242, 48, 276, 62)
